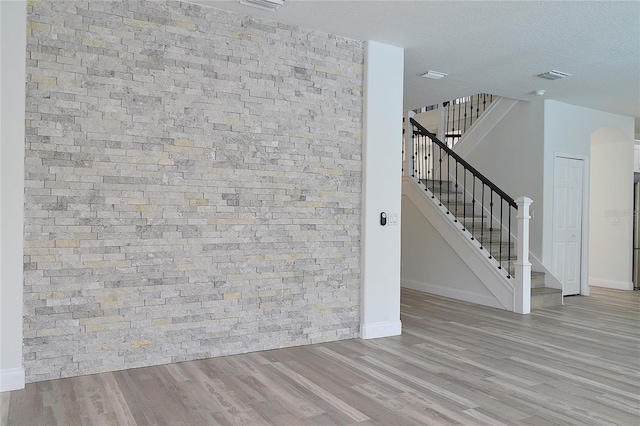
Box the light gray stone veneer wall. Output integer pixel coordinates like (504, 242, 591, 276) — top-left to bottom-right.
(23, 0, 363, 382)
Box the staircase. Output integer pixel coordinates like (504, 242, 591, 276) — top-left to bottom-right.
(406, 111, 562, 313)
(428, 180, 562, 309)
(424, 178, 562, 309)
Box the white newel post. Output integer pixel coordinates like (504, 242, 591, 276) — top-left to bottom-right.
(403, 110, 415, 177)
(515, 197, 533, 314)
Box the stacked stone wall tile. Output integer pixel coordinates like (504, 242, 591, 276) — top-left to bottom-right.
(24, 0, 363, 382)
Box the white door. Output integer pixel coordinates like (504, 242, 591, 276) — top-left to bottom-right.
(552, 157, 583, 295)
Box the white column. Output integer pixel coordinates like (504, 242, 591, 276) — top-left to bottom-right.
(360, 41, 404, 339)
(0, 0, 27, 392)
(515, 197, 532, 315)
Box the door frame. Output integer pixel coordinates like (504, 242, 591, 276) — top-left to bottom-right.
(553, 152, 590, 296)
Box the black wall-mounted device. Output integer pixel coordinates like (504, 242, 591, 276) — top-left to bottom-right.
(380, 212, 387, 226)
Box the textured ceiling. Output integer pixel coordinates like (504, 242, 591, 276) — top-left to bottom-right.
(188, 0, 640, 136)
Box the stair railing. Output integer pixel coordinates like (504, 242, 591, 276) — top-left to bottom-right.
(411, 117, 516, 271)
(443, 93, 494, 147)
(409, 117, 532, 313)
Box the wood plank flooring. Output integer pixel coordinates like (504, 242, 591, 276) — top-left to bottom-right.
(2, 287, 639, 425)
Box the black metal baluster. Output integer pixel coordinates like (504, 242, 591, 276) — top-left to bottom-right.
(453, 160, 458, 221)
(423, 133, 426, 182)
(450, 103, 455, 149)
(420, 136, 429, 186)
(417, 131, 421, 180)
(424, 135, 428, 187)
(420, 133, 424, 181)
(468, 97, 473, 132)
(412, 131, 416, 178)
(447, 149, 451, 210)
(423, 134, 427, 182)
(425, 133, 429, 189)
(438, 146, 443, 203)
(416, 132, 420, 180)
(457, 102, 461, 146)
(444, 101, 450, 147)
(508, 207, 512, 278)
(463, 169, 466, 231)
(430, 135, 434, 196)
(489, 190, 494, 259)
(480, 184, 485, 248)
(419, 132, 424, 184)
(463, 99, 468, 135)
(499, 198, 503, 268)
(471, 177, 476, 239)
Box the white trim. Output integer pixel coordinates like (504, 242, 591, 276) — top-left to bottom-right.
(360, 321, 402, 339)
(0, 368, 25, 392)
(402, 279, 505, 310)
(553, 152, 590, 296)
(589, 278, 634, 291)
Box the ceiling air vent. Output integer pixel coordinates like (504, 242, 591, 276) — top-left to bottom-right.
(240, 0, 284, 11)
(535, 70, 572, 80)
(420, 70, 448, 80)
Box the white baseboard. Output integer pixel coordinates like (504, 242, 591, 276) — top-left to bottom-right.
(360, 320, 402, 339)
(589, 278, 634, 291)
(0, 367, 25, 392)
(402, 279, 505, 310)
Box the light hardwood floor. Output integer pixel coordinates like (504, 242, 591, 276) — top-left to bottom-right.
(2, 287, 639, 425)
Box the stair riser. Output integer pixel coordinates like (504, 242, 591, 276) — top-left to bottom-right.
(503, 270, 546, 288)
(531, 274, 545, 288)
(531, 291, 563, 309)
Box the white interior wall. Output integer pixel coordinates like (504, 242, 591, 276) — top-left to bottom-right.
(360, 41, 403, 339)
(401, 196, 501, 307)
(589, 127, 635, 290)
(0, 0, 27, 392)
(457, 99, 545, 258)
(413, 109, 440, 135)
(542, 100, 635, 291)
